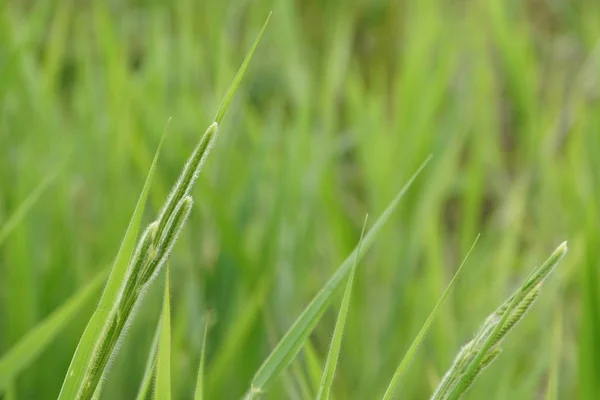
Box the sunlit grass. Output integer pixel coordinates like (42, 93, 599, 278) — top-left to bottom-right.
(0, 0, 597, 399)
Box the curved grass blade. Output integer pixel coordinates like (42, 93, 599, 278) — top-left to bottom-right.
(135, 321, 161, 400)
(381, 234, 480, 400)
(316, 216, 368, 400)
(247, 156, 432, 397)
(58, 129, 167, 400)
(194, 313, 210, 400)
(0, 168, 59, 246)
(154, 267, 172, 400)
(214, 11, 271, 124)
(0, 268, 107, 391)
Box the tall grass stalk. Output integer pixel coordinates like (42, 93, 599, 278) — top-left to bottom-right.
(57, 15, 270, 399)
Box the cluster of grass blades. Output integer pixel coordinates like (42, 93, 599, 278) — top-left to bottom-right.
(53, 13, 271, 400)
(0, 10, 571, 400)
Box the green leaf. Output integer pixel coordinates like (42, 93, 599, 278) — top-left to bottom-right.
(0, 169, 59, 246)
(58, 129, 167, 399)
(381, 234, 480, 400)
(248, 156, 431, 396)
(135, 321, 161, 400)
(194, 313, 210, 400)
(316, 216, 368, 400)
(0, 268, 107, 391)
(154, 267, 172, 400)
(214, 12, 271, 124)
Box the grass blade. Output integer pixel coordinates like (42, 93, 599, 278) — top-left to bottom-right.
(381, 234, 480, 400)
(214, 12, 271, 124)
(193, 313, 210, 400)
(0, 169, 58, 246)
(135, 321, 161, 400)
(58, 129, 167, 399)
(316, 216, 368, 400)
(248, 156, 431, 396)
(154, 267, 172, 400)
(0, 269, 107, 391)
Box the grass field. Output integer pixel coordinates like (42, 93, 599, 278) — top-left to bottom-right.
(1, 0, 599, 399)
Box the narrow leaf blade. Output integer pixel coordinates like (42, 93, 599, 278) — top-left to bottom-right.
(316, 217, 368, 400)
(214, 12, 271, 124)
(194, 313, 210, 400)
(249, 156, 431, 394)
(0, 169, 59, 246)
(0, 269, 107, 391)
(58, 129, 167, 399)
(381, 234, 480, 400)
(135, 321, 161, 400)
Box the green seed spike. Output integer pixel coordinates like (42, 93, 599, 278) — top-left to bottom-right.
(442, 242, 568, 400)
(460, 347, 502, 396)
(121, 222, 158, 303)
(141, 196, 193, 287)
(497, 241, 568, 316)
(492, 287, 540, 348)
(155, 124, 217, 241)
(431, 342, 473, 400)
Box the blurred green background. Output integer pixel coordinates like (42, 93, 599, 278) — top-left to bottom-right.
(1, 0, 599, 398)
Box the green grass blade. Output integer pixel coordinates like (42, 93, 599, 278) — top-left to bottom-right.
(0, 269, 107, 391)
(135, 321, 161, 400)
(58, 129, 166, 399)
(248, 156, 431, 396)
(316, 216, 368, 400)
(214, 12, 271, 124)
(193, 313, 210, 400)
(381, 234, 480, 400)
(154, 267, 172, 400)
(0, 169, 58, 246)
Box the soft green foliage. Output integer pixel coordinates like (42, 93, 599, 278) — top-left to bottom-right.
(247, 158, 430, 397)
(0, 0, 597, 399)
(432, 242, 568, 400)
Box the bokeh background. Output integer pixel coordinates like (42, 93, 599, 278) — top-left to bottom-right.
(1, 0, 599, 399)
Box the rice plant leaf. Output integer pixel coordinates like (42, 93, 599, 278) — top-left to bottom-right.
(154, 267, 172, 400)
(0, 169, 59, 246)
(248, 156, 431, 396)
(304, 342, 325, 398)
(316, 216, 368, 400)
(193, 313, 210, 400)
(135, 321, 161, 400)
(381, 234, 480, 400)
(214, 11, 271, 124)
(58, 128, 167, 399)
(0, 268, 107, 391)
